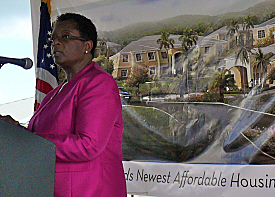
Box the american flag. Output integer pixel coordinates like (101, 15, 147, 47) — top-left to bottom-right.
(34, 0, 58, 111)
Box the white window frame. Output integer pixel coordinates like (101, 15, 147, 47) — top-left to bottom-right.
(218, 45, 223, 54)
(150, 66, 156, 76)
(162, 66, 168, 75)
(121, 69, 128, 77)
(135, 53, 142, 62)
(148, 52, 155, 61)
(205, 46, 210, 54)
(161, 51, 168, 59)
(122, 55, 129, 62)
(258, 30, 266, 39)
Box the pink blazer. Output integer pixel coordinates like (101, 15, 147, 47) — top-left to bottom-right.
(28, 62, 127, 196)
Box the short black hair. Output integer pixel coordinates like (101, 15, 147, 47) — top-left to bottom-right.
(56, 13, 97, 57)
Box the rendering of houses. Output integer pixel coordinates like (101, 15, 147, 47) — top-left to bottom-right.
(109, 35, 183, 79)
(107, 16, 275, 92)
(253, 17, 275, 47)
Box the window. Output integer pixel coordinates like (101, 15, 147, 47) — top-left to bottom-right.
(162, 67, 168, 75)
(148, 52, 155, 61)
(150, 67, 156, 75)
(161, 52, 167, 59)
(135, 53, 142, 62)
(122, 55, 128, 62)
(121, 69, 128, 77)
(205, 47, 210, 54)
(258, 30, 265, 39)
(218, 45, 223, 54)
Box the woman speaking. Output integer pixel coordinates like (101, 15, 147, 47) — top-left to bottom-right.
(2, 13, 127, 196)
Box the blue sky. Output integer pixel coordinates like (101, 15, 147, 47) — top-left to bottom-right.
(0, 0, 34, 122)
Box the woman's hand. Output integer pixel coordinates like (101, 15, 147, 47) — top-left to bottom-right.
(0, 115, 21, 127)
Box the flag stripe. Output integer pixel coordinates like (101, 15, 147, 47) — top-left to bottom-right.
(34, 100, 41, 111)
(35, 89, 47, 105)
(36, 67, 58, 88)
(36, 78, 54, 95)
(35, 0, 58, 111)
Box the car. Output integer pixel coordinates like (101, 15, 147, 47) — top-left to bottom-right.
(118, 87, 131, 103)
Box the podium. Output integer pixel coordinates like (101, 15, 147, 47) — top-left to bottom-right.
(0, 119, 56, 196)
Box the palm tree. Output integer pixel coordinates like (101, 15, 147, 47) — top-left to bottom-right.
(251, 48, 273, 87)
(157, 31, 175, 76)
(242, 15, 254, 41)
(235, 35, 252, 92)
(179, 28, 198, 52)
(227, 19, 239, 48)
(208, 69, 235, 102)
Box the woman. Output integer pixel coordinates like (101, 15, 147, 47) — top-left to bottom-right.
(4, 13, 127, 196)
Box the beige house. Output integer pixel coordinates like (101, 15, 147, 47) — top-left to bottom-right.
(198, 37, 227, 58)
(110, 35, 183, 79)
(250, 17, 275, 87)
(253, 17, 275, 47)
(109, 17, 275, 90)
(206, 26, 230, 49)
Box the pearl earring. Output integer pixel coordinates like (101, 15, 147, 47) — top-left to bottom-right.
(85, 51, 88, 54)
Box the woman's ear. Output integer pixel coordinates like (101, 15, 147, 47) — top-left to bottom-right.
(85, 41, 93, 53)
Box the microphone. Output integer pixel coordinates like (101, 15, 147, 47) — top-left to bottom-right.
(0, 56, 33, 69)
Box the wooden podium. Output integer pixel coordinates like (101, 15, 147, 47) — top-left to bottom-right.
(0, 119, 56, 196)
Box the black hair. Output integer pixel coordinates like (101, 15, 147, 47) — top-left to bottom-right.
(56, 13, 97, 57)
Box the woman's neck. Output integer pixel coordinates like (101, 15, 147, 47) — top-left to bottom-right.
(65, 58, 93, 81)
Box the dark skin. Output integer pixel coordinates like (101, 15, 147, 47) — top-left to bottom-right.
(1, 19, 94, 127)
(0, 115, 25, 130)
(51, 20, 93, 81)
(0, 115, 20, 125)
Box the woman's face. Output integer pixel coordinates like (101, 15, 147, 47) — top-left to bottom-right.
(51, 20, 87, 68)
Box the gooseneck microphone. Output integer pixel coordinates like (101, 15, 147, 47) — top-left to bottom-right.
(0, 56, 33, 69)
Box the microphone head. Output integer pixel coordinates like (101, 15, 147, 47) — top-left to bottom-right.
(23, 58, 33, 69)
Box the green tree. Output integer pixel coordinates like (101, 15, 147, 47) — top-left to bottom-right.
(57, 65, 67, 84)
(235, 35, 252, 91)
(251, 48, 273, 86)
(93, 55, 114, 75)
(242, 15, 254, 43)
(227, 19, 239, 47)
(127, 64, 151, 94)
(179, 28, 198, 52)
(208, 69, 235, 101)
(157, 31, 174, 76)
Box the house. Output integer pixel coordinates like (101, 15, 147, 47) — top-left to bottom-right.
(198, 37, 227, 58)
(109, 17, 275, 91)
(253, 17, 275, 47)
(250, 43, 275, 86)
(109, 35, 183, 79)
(95, 41, 121, 58)
(206, 26, 230, 49)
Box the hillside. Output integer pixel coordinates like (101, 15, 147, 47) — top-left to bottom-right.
(100, 0, 275, 45)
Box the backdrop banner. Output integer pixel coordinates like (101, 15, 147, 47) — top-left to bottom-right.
(30, 0, 275, 196)
(123, 161, 275, 197)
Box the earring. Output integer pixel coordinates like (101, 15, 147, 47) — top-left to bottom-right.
(85, 50, 88, 54)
